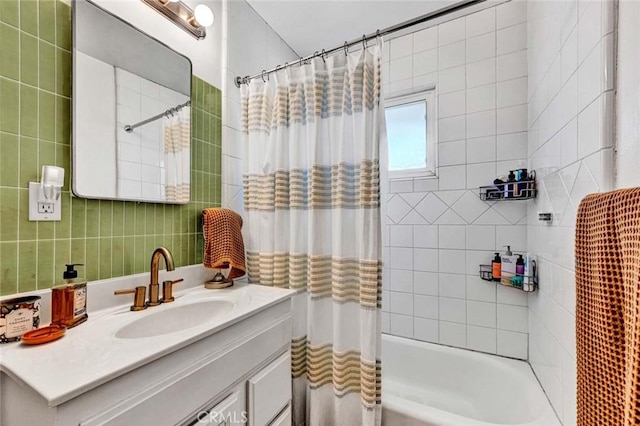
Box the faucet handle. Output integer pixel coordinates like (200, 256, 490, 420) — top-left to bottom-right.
(161, 278, 184, 303)
(114, 286, 147, 311)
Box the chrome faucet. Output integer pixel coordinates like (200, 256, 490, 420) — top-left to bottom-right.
(147, 247, 175, 306)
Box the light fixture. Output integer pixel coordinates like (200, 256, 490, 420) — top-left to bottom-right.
(28, 166, 65, 222)
(194, 4, 214, 27)
(141, 0, 214, 40)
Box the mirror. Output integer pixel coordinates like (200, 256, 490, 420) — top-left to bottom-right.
(72, 0, 192, 204)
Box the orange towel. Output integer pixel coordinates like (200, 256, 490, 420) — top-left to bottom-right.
(203, 208, 246, 279)
(576, 187, 640, 425)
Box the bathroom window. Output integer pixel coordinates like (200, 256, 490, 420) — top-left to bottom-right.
(385, 89, 436, 178)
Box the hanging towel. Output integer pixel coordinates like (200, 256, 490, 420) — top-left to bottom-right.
(575, 187, 640, 425)
(203, 208, 246, 279)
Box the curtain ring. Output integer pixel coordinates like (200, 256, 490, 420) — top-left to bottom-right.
(321, 49, 327, 63)
(362, 34, 367, 49)
(376, 29, 381, 42)
(299, 57, 304, 67)
(261, 69, 268, 82)
(344, 41, 349, 56)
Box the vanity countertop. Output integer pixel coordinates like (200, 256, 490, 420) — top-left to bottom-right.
(0, 282, 294, 407)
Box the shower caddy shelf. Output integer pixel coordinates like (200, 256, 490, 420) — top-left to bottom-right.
(479, 170, 537, 201)
(478, 265, 537, 293)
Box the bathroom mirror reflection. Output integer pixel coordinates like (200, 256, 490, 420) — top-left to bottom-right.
(72, 0, 192, 204)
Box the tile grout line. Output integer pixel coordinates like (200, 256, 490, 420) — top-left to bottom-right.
(17, 0, 24, 293)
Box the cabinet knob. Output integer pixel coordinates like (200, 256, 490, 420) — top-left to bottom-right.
(161, 278, 184, 303)
(114, 286, 147, 311)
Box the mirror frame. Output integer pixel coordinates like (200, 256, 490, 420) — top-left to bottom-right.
(71, 0, 193, 204)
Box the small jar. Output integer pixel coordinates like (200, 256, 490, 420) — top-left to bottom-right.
(0, 296, 41, 343)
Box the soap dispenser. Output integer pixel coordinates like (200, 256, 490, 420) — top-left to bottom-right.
(51, 264, 88, 328)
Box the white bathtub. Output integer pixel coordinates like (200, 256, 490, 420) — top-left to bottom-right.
(382, 334, 560, 426)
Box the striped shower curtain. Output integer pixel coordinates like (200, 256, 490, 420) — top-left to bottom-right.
(163, 107, 190, 203)
(241, 40, 384, 425)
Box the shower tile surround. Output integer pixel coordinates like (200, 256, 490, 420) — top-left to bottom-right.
(527, 0, 615, 424)
(382, 1, 530, 360)
(0, 0, 222, 296)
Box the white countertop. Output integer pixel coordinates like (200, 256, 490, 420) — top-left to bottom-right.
(0, 271, 294, 407)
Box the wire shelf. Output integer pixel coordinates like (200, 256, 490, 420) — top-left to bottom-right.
(478, 264, 537, 293)
(479, 180, 537, 201)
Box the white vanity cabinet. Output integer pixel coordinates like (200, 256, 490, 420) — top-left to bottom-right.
(0, 298, 293, 426)
(247, 352, 292, 426)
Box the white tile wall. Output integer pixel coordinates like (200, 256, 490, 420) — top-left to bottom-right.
(114, 68, 188, 201)
(220, 0, 298, 215)
(383, 3, 529, 360)
(527, 0, 615, 424)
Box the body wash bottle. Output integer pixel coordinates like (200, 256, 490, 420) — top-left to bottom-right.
(492, 253, 501, 282)
(516, 254, 525, 276)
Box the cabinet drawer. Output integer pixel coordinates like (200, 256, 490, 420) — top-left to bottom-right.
(247, 352, 291, 426)
(269, 404, 291, 426)
(185, 392, 245, 426)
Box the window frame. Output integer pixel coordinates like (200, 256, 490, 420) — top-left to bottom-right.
(384, 89, 437, 179)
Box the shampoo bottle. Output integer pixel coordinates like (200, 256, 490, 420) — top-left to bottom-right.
(505, 171, 517, 198)
(516, 254, 525, 276)
(501, 246, 517, 285)
(492, 253, 501, 282)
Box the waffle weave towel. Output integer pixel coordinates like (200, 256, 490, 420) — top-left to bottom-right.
(576, 187, 640, 425)
(203, 208, 246, 279)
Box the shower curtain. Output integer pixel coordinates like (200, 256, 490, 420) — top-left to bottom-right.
(241, 40, 384, 425)
(163, 107, 190, 203)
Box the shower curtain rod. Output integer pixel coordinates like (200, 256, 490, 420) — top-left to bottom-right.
(234, 0, 487, 87)
(124, 100, 191, 133)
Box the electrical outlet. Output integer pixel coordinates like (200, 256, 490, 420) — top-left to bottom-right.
(38, 202, 54, 214)
(28, 182, 62, 221)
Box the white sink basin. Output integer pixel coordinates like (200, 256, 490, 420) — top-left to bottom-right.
(115, 300, 235, 339)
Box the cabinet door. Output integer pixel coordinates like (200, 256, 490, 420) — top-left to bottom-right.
(269, 405, 291, 426)
(185, 392, 245, 426)
(247, 353, 291, 426)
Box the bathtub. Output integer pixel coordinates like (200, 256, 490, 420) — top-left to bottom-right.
(382, 334, 560, 426)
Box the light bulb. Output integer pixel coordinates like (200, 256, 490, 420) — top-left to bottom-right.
(194, 4, 214, 27)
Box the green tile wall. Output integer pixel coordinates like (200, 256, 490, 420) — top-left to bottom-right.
(0, 0, 222, 296)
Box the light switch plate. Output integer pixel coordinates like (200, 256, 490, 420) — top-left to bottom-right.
(29, 182, 61, 221)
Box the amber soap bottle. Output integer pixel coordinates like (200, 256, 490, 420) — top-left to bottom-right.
(51, 264, 88, 328)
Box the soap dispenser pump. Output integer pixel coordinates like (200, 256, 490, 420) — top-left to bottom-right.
(63, 263, 81, 283)
(52, 263, 88, 328)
